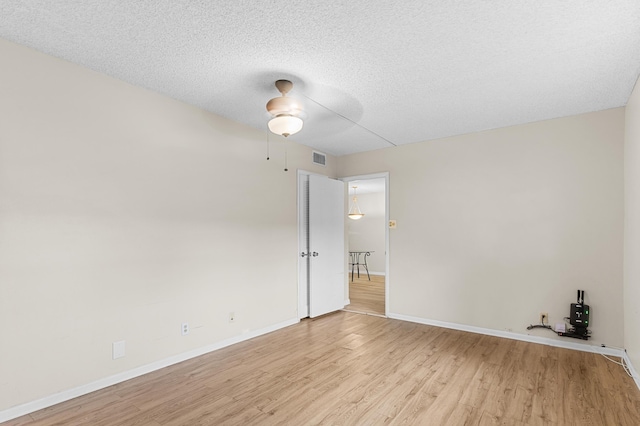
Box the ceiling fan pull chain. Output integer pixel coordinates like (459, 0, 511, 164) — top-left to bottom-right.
(284, 140, 288, 172)
(266, 128, 270, 161)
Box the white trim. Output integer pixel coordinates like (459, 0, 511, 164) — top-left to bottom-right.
(623, 351, 640, 390)
(344, 299, 351, 305)
(0, 317, 299, 423)
(388, 313, 625, 357)
(342, 309, 387, 318)
(297, 170, 310, 319)
(347, 271, 384, 280)
(384, 174, 389, 318)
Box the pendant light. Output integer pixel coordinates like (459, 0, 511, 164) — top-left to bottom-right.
(348, 186, 365, 220)
(266, 80, 304, 137)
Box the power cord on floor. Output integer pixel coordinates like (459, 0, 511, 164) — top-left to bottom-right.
(528, 318, 633, 378)
(528, 308, 632, 378)
(597, 344, 634, 378)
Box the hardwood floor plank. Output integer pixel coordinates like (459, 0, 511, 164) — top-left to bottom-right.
(387, 359, 462, 424)
(457, 361, 500, 410)
(346, 275, 385, 315)
(446, 403, 480, 426)
(530, 351, 560, 424)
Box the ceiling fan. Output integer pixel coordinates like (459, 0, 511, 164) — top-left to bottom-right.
(265, 79, 304, 138)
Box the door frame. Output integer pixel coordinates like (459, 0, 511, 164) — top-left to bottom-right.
(297, 170, 311, 319)
(341, 172, 390, 317)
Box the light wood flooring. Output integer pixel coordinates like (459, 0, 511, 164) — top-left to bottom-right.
(345, 274, 385, 316)
(4, 311, 640, 425)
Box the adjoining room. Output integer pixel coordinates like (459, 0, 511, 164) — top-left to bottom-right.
(345, 177, 387, 317)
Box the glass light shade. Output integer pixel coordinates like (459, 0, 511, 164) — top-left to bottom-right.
(268, 115, 303, 137)
(348, 194, 364, 220)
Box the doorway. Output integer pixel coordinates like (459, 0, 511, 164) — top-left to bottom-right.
(342, 173, 389, 317)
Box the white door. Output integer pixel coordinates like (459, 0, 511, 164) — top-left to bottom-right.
(308, 174, 345, 318)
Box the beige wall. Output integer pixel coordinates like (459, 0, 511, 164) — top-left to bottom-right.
(0, 39, 335, 411)
(338, 109, 625, 346)
(625, 76, 640, 371)
(347, 192, 386, 274)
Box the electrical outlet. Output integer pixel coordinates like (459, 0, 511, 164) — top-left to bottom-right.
(113, 340, 125, 359)
(540, 312, 548, 325)
(229, 312, 236, 323)
(181, 322, 189, 336)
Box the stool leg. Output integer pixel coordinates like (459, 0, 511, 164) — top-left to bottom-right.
(364, 252, 371, 280)
(350, 253, 354, 281)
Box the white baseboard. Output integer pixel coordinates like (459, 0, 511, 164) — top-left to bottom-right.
(388, 312, 627, 357)
(348, 271, 385, 277)
(344, 299, 351, 306)
(0, 317, 299, 423)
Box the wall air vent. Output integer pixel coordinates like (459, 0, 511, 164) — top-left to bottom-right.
(312, 151, 327, 167)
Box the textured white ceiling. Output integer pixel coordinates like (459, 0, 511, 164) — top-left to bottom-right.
(1, 1, 639, 156)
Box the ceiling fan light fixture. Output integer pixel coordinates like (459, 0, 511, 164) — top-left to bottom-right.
(348, 186, 365, 220)
(268, 114, 303, 137)
(266, 79, 304, 137)
(266, 96, 303, 117)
